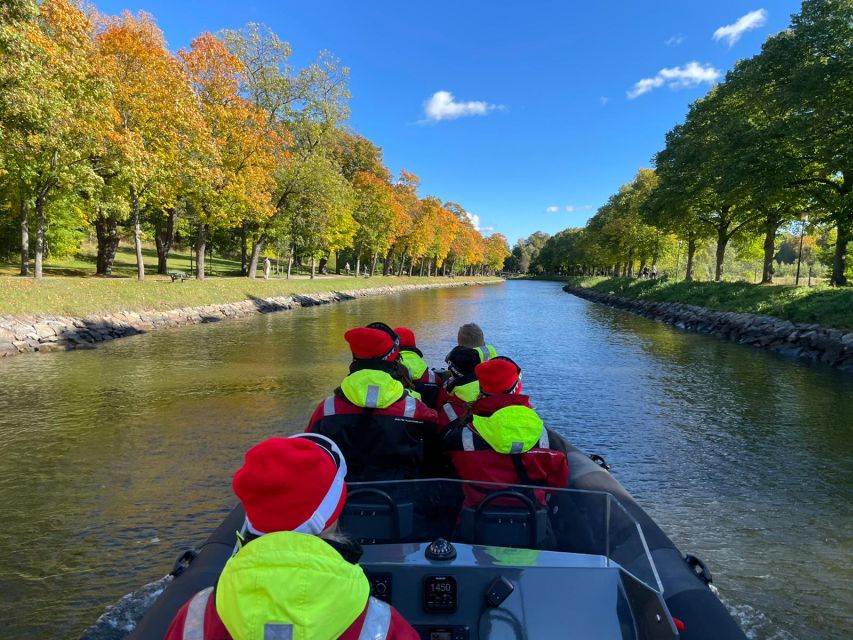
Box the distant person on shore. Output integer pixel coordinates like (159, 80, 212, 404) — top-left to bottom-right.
(345, 261, 351, 275)
(163, 435, 419, 640)
(651, 264, 658, 279)
(263, 257, 271, 280)
(457, 322, 497, 362)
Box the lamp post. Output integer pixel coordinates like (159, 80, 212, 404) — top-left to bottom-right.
(795, 212, 809, 287)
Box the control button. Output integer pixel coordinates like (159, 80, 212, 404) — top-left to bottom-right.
(368, 573, 392, 603)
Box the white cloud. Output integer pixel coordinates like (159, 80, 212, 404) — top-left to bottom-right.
(665, 34, 685, 47)
(627, 61, 722, 99)
(599, 96, 609, 106)
(422, 90, 504, 123)
(465, 211, 482, 231)
(546, 204, 591, 213)
(713, 9, 767, 47)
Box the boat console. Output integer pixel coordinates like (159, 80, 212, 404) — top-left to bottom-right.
(342, 479, 678, 640)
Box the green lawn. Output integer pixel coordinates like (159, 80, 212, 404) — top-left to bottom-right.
(0, 270, 499, 321)
(569, 277, 853, 331)
(0, 243, 245, 278)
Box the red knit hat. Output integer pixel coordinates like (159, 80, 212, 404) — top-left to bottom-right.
(394, 327, 417, 348)
(345, 327, 399, 361)
(476, 357, 522, 395)
(233, 434, 347, 536)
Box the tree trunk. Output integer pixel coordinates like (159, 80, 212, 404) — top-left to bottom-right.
(34, 194, 45, 280)
(419, 257, 425, 276)
(383, 247, 394, 276)
(685, 233, 697, 282)
(310, 255, 316, 279)
(714, 226, 729, 282)
(154, 208, 175, 275)
(19, 199, 29, 276)
(318, 256, 328, 274)
(397, 252, 407, 276)
(370, 252, 378, 276)
(287, 245, 293, 279)
(355, 255, 361, 277)
(130, 190, 144, 281)
(761, 215, 779, 284)
(95, 213, 120, 276)
(195, 223, 208, 281)
(831, 223, 848, 286)
(241, 220, 249, 276)
(248, 236, 266, 279)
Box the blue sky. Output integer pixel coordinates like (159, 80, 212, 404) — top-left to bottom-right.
(96, 0, 802, 243)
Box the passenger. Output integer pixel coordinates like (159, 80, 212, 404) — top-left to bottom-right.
(457, 322, 497, 362)
(394, 326, 441, 408)
(306, 323, 439, 481)
(164, 435, 418, 640)
(436, 346, 481, 430)
(442, 357, 568, 508)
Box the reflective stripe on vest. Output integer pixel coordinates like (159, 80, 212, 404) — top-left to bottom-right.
(461, 427, 475, 452)
(539, 429, 549, 449)
(183, 586, 213, 640)
(443, 403, 458, 422)
(358, 597, 392, 640)
(323, 396, 336, 417)
(426, 370, 437, 384)
(365, 385, 381, 408)
(403, 395, 416, 418)
(477, 346, 491, 362)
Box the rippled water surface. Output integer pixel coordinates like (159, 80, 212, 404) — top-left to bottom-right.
(0, 281, 850, 639)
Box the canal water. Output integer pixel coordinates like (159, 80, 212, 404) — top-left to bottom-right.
(0, 280, 850, 639)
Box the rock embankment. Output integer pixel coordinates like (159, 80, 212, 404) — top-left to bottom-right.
(564, 284, 853, 374)
(0, 280, 500, 358)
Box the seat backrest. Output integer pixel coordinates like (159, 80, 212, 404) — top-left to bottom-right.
(459, 490, 549, 548)
(339, 488, 414, 544)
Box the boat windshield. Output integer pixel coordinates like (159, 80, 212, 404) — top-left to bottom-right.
(343, 478, 662, 594)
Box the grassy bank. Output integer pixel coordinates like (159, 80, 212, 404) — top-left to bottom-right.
(569, 277, 853, 331)
(0, 275, 500, 317)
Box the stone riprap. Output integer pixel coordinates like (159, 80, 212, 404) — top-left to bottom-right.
(563, 284, 853, 374)
(0, 280, 500, 358)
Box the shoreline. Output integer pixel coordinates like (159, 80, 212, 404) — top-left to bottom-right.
(563, 284, 853, 374)
(0, 279, 501, 358)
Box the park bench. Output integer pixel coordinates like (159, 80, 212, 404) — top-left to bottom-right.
(167, 270, 188, 283)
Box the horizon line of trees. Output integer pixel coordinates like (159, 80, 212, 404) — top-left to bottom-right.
(510, 0, 852, 287)
(0, 0, 510, 280)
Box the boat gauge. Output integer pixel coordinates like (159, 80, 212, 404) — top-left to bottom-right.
(423, 575, 457, 613)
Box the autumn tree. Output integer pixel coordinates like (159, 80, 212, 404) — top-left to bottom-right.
(0, 0, 110, 279)
(180, 33, 281, 280)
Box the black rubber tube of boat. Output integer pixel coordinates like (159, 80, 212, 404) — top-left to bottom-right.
(561, 438, 746, 640)
(128, 505, 244, 640)
(130, 434, 746, 640)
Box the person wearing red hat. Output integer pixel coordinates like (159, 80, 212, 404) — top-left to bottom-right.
(393, 326, 442, 408)
(442, 357, 569, 510)
(306, 322, 439, 481)
(164, 435, 418, 640)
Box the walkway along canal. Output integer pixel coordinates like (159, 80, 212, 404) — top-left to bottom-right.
(0, 280, 849, 639)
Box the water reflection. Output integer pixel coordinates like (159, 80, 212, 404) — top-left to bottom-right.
(0, 281, 850, 640)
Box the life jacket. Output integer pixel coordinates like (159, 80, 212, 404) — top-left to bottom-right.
(399, 347, 441, 408)
(443, 394, 569, 508)
(164, 533, 418, 640)
(474, 344, 498, 362)
(436, 378, 481, 430)
(307, 368, 438, 481)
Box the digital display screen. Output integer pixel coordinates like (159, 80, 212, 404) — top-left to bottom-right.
(423, 575, 457, 613)
(430, 632, 452, 640)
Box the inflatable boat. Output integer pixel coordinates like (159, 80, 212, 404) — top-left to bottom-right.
(127, 432, 746, 640)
